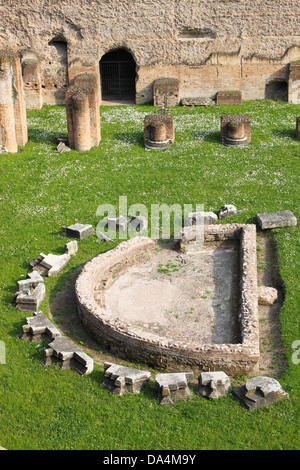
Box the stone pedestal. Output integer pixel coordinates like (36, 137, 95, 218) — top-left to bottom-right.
(43, 336, 94, 375)
(221, 114, 251, 147)
(155, 372, 194, 406)
(0, 54, 28, 153)
(20, 311, 60, 343)
(197, 371, 231, 399)
(153, 78, 180, 107)
(66, 72, 101, 152)
(216, 90, 242, 105)
(102, 362, 151, 395)
(144, 114, 174, 150)
(15, 275, 45, 312)
(233, 376, 289, 410)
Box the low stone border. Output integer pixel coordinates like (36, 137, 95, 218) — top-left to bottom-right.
(75, 226, 259, 375)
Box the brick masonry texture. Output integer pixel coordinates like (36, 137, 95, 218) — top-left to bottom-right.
(1, 1, 300, 105)
(75, 227, 260, 376)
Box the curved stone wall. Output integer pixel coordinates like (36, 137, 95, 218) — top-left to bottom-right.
(75, 226, 260, 376)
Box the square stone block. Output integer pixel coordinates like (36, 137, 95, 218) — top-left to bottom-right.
(217, 91, 242, 105)
(256, 210, 297, 229)
(63, 223, 95, 239)
(153, 78, 180, 107)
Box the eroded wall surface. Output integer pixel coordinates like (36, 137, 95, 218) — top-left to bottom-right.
(1, 0, 300, 104)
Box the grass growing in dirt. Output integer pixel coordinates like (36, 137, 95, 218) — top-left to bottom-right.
(0, 100, 299, 450)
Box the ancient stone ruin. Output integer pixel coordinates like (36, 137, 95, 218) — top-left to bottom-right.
(0, 53, 28, 154)
(296, 116, 300, 140)
(216, 91, 242, 105)
(102, 362, 151, 396)
(256, 210, 297, 230)
(1, 2, 300, 106)
(22, 56, 43, 110)
(233, 376, 289, 410)
(20, 311, 60, 343)
(221, 114, 251, 147)
(61, 223, 95, 239)
(30, 252, 71, 277)
(288, 62, 300, 104)
(75, 225, 260, 376)
(155, 372, 194, 406)
(144, 114, 175, 150)
(43, 336, 94, 375)
(14, 273, 45, 312)
(153, 78, 180, 108)
(66, 72, 101, 152)
(197, 371, 231, 399)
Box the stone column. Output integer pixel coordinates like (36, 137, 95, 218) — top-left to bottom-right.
(0, 56, 18, 153)
(12, 58, 28, 147)
(66, 72, 101, 152)
(22, 58, 43, 110)
(0, 54, 28, 154)
(296, 116, 300, 140)
(227, 121, 244, 140)
(150, 122, 166, 142)
(288, 63, 300, 104)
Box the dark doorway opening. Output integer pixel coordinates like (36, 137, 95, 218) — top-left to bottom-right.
(265, 80, 288, 101)
(100, 49, 136, 101)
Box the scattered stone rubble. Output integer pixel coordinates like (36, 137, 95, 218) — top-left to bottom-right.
(218, 204, 237, 219)
(57, 141, 71, 153)
(30, 252, 71, 277)
(62, 223, 95, 239)
(184, 211, 218, 226)
(43, 336, 94, 375)
(155, 372, 194, 406)
(65, 240, 78, 255)
(181, 97, 215, 107)
(258, 286, 278, 306)
(106, 215, 148, 233)
(19, 311, 60, 343)
(233, 376, 289, 410)
(256, 210, 297, 229)
(15, 273, 45, 312)
(103, 362, 151, 395)
(0, 145, 8, 154)
(107, 215, 132, 232)
(197, 371, 231, 399)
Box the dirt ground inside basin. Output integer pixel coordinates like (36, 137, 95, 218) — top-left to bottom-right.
(49, 233, 287, 377)
(96, 240, 241, 345)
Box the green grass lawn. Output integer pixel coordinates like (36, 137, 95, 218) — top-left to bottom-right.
(0, 100, 299, 450)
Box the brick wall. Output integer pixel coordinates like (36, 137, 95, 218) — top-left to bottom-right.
(1, 1, 300, 105)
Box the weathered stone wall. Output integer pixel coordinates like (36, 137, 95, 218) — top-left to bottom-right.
(1, 0, 300, 105)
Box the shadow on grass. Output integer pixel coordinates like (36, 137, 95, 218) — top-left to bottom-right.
(114, 131, 144, 148)
(271, 128, 297, 140)
(190, 130, 220, 144)
(27, 128, 58, 145)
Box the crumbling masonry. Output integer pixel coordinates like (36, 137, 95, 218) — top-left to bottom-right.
(0, 53, 28, 153)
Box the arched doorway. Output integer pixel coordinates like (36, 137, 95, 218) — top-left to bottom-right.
(100, 49, 136, 102)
